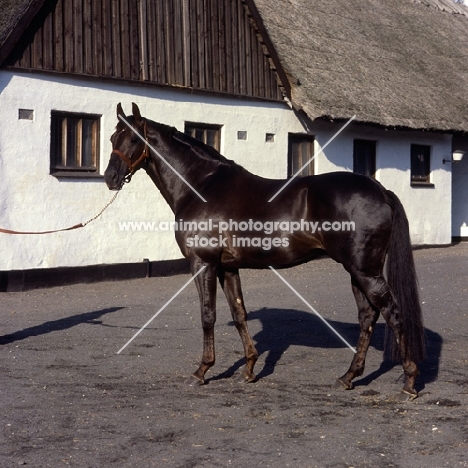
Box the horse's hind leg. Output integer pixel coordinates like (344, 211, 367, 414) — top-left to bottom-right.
(344, 273, 419, 397)
(218, 268, 258, 382)
(337, 280, 380, 390)
(364, 277, 420, 397)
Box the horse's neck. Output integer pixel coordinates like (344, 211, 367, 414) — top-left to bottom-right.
(145, 134, 221, 213)
(145, 160, 179, 212)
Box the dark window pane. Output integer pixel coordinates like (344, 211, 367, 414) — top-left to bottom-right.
(353, 139, 376, 177)
(81, 119, 94, 167)
(66, 118, 77, 167)
(411, 144, 431, 183)
(195, 128, 205, 142)
(206, 129, 217, 148)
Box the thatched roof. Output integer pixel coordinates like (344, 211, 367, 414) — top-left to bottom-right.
(252, 0, 468, 132)
(0, 0, 43, 65)
(1, 0, 467, 133)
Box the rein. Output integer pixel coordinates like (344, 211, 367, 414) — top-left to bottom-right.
(112, 118, 150, 182)
(0, 190, 120, 235)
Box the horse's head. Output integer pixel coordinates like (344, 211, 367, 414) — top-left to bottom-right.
(104, 103, 149, 190)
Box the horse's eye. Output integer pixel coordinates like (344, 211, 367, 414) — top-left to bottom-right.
(131, 137, 139, 144)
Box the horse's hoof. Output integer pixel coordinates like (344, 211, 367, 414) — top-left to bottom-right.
(334, 378, 354, 390)
(235, 370, 257, 383)
(397, 389, 418, 401)
(185, 375, 205, 386)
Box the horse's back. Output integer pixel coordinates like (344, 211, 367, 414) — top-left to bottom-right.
(288, 172, 391, 223)
(302, 172, 393, 271)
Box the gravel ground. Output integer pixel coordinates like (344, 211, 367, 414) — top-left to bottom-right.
(1, 243, 467, 468)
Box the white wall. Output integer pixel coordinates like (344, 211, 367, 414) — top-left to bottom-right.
(0, 71, 303, 270)
(312, 120, 453, 246)
(0, 71, 453, 272)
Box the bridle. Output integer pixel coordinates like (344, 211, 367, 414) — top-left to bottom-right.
(111, 119, 150, 183)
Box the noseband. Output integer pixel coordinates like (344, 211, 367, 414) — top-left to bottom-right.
(111, 119, 150, 182)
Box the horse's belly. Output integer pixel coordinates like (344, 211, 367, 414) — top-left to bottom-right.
(219, 233, 323, 269)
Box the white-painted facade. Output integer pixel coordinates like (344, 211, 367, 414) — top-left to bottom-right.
(312, 121, 453, 246)
(0, 71, 454, 272)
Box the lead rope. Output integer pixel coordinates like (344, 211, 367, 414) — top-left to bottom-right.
(0, 190, 120, 235)
(81, 190, 120, 227)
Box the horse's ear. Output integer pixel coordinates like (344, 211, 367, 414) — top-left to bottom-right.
(116, 103, 125, 120)
(132, 102, 142, 123)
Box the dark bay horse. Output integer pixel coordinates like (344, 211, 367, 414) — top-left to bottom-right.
(104, 103, 425, 398)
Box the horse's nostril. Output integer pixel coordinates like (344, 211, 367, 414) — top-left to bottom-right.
(104, 169, 117, 186)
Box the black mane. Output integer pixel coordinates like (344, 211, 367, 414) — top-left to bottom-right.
(149, 119, 242, 170)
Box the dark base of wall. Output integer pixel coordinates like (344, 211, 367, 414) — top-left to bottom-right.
(0, 258, 190, 292)
(1, 242, 465, 292)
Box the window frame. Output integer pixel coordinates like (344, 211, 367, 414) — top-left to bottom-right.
(410, 144, 433, 186)
(50, 111, 101, 178)
(353, 139, 377, 178)
(288, 133, 315, 178)
(184, 122, 222, 151)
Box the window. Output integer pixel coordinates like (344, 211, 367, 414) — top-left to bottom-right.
(288, 134, 315, 177)
(185, 122, 221, 151)
(353, 139, 376, 178)
(50, 111, 100, 176)
(19, 109, 34, 120)
(411, 144, 431, 185)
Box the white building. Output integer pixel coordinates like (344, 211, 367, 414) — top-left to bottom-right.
(1, 0, 467, 290)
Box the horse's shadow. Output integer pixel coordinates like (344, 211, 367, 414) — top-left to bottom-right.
(211, 307, 442, 391)
(0, 307, 124, 345)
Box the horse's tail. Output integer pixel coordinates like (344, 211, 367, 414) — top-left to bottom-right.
(384, 190, 426, 363)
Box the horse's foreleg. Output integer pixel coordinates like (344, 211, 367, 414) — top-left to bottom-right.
(337, 280, 380, 390)
(189, 259, 218, 385)
(219, 269, 258, 382)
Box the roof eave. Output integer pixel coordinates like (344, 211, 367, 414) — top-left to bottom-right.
(294, 102, 468, 135)
(245, 0, 292, 100)
(0, 0, 46, 66)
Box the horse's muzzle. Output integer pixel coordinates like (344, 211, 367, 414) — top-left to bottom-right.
(104, 166, 125, 191)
